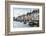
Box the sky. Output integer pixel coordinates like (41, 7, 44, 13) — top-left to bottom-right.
(13, 8, 33, 18)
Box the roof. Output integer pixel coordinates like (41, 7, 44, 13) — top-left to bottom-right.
(32, 9, 39, 13)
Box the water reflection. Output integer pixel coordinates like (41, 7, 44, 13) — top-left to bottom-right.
(13, 21, 39, 28)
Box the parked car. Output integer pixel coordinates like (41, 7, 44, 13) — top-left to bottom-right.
(32, 20, 39, 27)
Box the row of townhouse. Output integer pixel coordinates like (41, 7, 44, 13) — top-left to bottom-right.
(15, 9, 39, 22)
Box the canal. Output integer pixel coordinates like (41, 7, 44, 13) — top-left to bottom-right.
(13, 21, 32, 28)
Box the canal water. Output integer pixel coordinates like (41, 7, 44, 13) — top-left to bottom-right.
(13, 21, 31, 28)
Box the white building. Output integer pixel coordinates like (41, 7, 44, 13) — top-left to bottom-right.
(31, 9, 39, 21)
